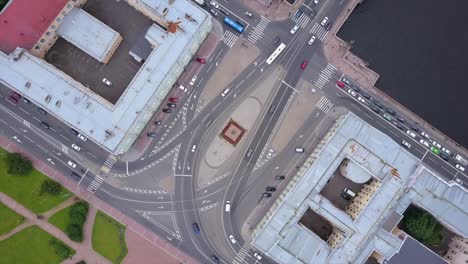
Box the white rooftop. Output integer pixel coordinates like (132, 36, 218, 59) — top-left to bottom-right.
(57, 7, 121, 62)
(252, 113, 468, 264)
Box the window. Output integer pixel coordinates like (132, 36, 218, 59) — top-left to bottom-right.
(40, 39, 45, 43)
(35, 46, 40, 50)
(45, 31, 51, 36)
(67, 3, 72, 8)
(56, 17, 61, 22)
(51, 25, 56, 30)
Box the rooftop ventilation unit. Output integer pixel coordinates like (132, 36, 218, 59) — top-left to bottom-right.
(45, 95, 51, 103)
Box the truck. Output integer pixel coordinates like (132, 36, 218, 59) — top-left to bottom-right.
(455, 154, 468, 166)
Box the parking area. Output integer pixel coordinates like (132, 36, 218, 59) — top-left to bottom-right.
(320, 162, 366, 211)
(45, 0, 153, 104)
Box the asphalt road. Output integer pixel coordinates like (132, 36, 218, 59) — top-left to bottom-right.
(0, 0, 466, 263)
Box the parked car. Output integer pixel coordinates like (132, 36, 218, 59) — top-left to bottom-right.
(10, 92, 21, 100)
(245, 148, 253, 159)
(210, 0, 219, 8)
(383, 113, 392, 122)
(209, 9, 218, 17)
(421, 131, 431, 140)
(196, 57, 206, 64)
(266, 187, 276, 192)
(162, 108, 172, 113)
(189, 75, 197, 86)
(275, 175, 285, 180)
(386, 107, 396, 116)
(455, 164, 465, 172)
(325, 23, 333, 31)
(102, 78, 112, 86)
(40, 121, 50, 129)
(254, 253, 263, 260)
(406, 130, 416, 138)
(440, 153, 450, 161)
(77, 134, 87, 141)
(221, 88, 230, 97)
(441, 147, 452, 156)
(431, 140, 442, 149)
(219, 8, 229, 16)
(336, 81, 345, 88)
(167, 103, 176, 108)
(357, 96, 366, 104)
(361, 92, 371, 100)
(373, 100, 384, 109)
(155, 120, 162, 125)
(401, 140, 411, 149)
(169, 97, 179, 103)
(262, 192, 272, 197)
(347, 89, 356, 97)
(67, 160, 77, 168)
(369, 104, 380, 113)
(7, 96, 18, 104)
(341, 77, 352, 86)
(410, 124, 420, 132)
(71, 143, 81, 151)
(419, 139, 430, 148)
(147, 132, 157, 137)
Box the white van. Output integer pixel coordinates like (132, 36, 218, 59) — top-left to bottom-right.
(295, 147, 304, 153)
(179, 85, 187, 92)
(344, 188, 356, 198)
(221, 88, 230, 97)
(225, 201, 231, 212)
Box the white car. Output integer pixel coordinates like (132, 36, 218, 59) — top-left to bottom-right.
(221, 88, 230, 97)
(347, 88, 356, 97)
(455, 164, 465, 172)
(401, 140, 411, 149)
(421, 131, 431, 140)
(320, 16, 329, 26)
(179, 85, 187, 92)
(431, 140, 442, 149)
(229, 235, 237, 244)
(210, 0, 219, 9)
(191, 144, 197, 152)
(67, 160, 77, 168)
(357, 96, 366, 104)
(71, 143, 81, 151)
(308, 36, 316, 45)
(419, 139, 430, 148)
(254, 252, 263, 260)
(290, 24, 299, 34)
(455, 177, 462, 185)
(441, 147, 451, 155)
(406, 130, 416, 138)
(77, 134, 87, 142)
(314, 0, 319, 3)
(189, 75, 197, 86)
(102, 78, 112, 86)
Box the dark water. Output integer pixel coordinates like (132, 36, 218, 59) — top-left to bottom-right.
(337, 0, 468, 148)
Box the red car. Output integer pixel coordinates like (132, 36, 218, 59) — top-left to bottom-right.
(168, 97, 179, 103)
(10, 92, 21, 100)
(8, 96, 18, 104)
(336, 81, 345, 88)
(300, 60, 308, 70)
(196, 57, 206, 64)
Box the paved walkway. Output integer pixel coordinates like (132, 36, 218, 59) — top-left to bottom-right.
(242, 0, 294, 21)
(0, 192, 110, 263)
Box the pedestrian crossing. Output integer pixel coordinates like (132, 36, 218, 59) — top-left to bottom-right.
(291, 13, 311, 28)
(100, 154, 117, 174)
(247, 16, 270, 44)
(221, 30, 238, 47)
(61, 144, 69, 155)
(310, 22, 328, 41)
(314, 63, 337, 89)
(316, 96, 334, 113)
(232, 243, 257, 264)
(87, 176, 104, 193)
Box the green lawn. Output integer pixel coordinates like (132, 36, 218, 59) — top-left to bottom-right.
(92, 211, 127, 264)
(0, 225, 75, 264)
(0, 0, 9, 12)
(48, 205, 72, 233)
(0, 148, 71, 214)
(0, 202, 25, 235)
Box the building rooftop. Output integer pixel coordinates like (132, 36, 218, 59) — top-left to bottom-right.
(0, 0, 212, 154)
(387, 236, 448, 264)
(0, 0, 68, 54)
(252, 113, 468, 264)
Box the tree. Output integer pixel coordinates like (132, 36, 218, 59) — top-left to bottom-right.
(403, 207, 443, 246)
(66, 224, 83, 242)
(40, 179, 62, 195)
(5, 153, 32, 176)
(49, 238, 72, 258)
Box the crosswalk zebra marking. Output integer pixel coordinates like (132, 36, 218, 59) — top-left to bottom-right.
(221, 30, 238, 47)
(314, 63, 337, 89)
(316, 96, 334, 113)
(291, 13, 311, 28)
(87, 176, 104, 193)
(248, 16, 270, 44)
(100, 154, 117, 174)
(310, 22, 329, 41)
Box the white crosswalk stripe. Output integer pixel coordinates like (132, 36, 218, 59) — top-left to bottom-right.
(291, 13, 311, 28)
(61, 144, 68, 155)
(314, 63, 337, 89)
(231, 244, 257, 264)
(248, 16, 270, 44)
(316, 96, 334, 113)
(221, 30, 238, 47)
(309, 22, 328, 41)
(100, 154, 117, 174)
(87, 176, 104, 193)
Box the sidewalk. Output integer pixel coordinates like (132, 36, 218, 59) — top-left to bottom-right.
(0, 136, 199, 264)
(241, 0, 295, 21)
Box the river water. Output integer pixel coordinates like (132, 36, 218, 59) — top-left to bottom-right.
(337, 0, 468, 148)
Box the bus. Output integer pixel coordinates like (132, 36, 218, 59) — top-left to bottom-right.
(223, 17, 244, 33)
(266, 43, 286, 65)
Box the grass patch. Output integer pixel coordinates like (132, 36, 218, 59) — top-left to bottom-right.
(48, 205, 72, 233)
(92, 211, 127, 264)
(0, 0, 9, 12)
(0, 225, 75, 264)
(0, 148, 71, 214)
(0, 202, 25, 235)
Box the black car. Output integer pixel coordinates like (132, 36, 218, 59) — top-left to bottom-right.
(386, 107, 396, 116)
(361, 92, 372, 100)
(211, 255, 220, 264)
(41, 121, 50, 129)
(236, 20, 246, 28)
(440, 153, 450, 161)
(147, 133, 156, 138)
(162, 108, 172, 113)
(155, 121, 162, 125)
(37, 107, 48, 115)
(393, 121, 404, 130)
(262, 192, 272, 197)
(351, 85, 361, 94)
(70, 172, 82, 181)
(192, 223, 200, 234)
(273, 36, 280, 45)
(325, 22, 333, 31)
(245, 148, 253, 159)
(410, 124, 420, 132)
(396, 116, 405, 123)
(70, 128, 79, 135)
(268, 103, 277, 114)
(266, 187, 276, 192)
(219, 8, 229, 16)
(275, 175, 285, 180)
(373, 100, 384, 109)
(369, 104, 380, 113)
(167, 103, 176, 108)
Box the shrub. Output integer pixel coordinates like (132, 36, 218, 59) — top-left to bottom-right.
(65, 201, 89, 242)
(403, 207, 443, 246)
(49, 238, 72, 259)
(5, 153, 32, 176)
(40, 180, 62, 195)
(66, 224, 83, 242)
